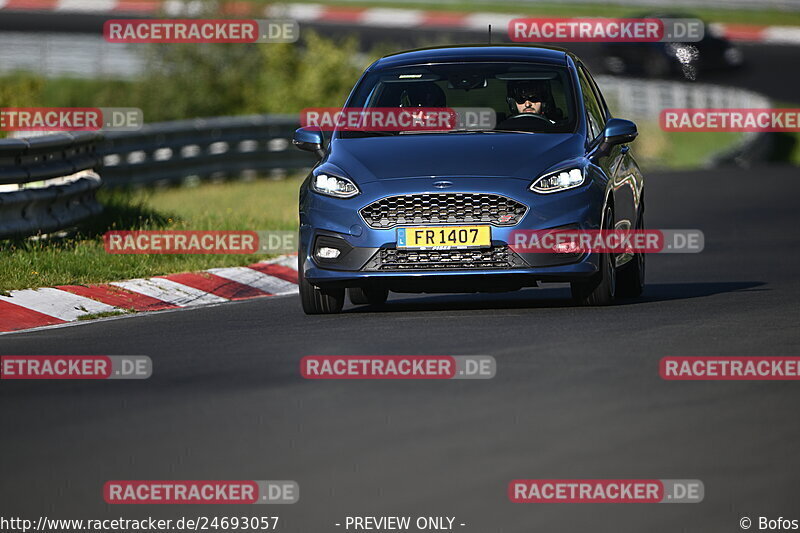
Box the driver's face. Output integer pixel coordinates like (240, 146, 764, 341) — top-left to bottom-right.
(516, 99, 543, 114)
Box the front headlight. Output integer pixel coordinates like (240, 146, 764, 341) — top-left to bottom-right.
(312, 173, 359, 198)
(530, 168, 585, 194)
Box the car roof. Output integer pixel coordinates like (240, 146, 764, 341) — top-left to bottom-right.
(370, 44, 573, 70)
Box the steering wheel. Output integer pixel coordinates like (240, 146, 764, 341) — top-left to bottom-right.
(506, 113, 553, 123)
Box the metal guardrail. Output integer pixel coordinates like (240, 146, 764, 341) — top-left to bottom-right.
(0, 131, 100, 187)
(0, 32, 142, 80)
(595, 76, 772, 120)
(0, 115, 317, 238)
(0, 132, 103, 238)
(596, 76, 774, 167)
(99, 114, 315, 187)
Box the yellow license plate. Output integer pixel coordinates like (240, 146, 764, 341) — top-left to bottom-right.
(396, 226, 491, 250)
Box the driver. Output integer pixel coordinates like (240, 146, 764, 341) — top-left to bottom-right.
(507, 80, 550, 117)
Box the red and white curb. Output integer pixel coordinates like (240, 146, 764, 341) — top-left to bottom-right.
(0, 255, 298, 334)
(0, 0, 799, 45)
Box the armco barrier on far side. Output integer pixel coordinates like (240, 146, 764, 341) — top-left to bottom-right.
(98, 114, 315, 187)
(0, 115, 317, 238)
(0, 131, 102, 239)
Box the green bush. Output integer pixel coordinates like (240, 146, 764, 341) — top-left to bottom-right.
(0, 73, 44, 138)
(135, 42, 265, 121)
(135, 29, 371, 118)
(251, 30, 369, 113)
(1, 30, 380, 122)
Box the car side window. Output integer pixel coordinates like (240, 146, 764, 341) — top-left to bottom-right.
(583, 66, 611, 121)
(577, 65, 605, 143)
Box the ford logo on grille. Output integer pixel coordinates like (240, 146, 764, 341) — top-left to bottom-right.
(433, 181, 452, 189)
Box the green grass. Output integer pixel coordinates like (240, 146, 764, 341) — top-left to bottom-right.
(281, 0, 800, 26)
(631, 124, 743, 170)
(77, 310, 132, 321)
(0, 175, 302, 292)
(789, 135, 800, 165)
(633, 124, 745, 170)
(768, 101, 800, 165)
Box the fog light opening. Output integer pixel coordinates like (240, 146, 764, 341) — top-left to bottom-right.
(554, 242, 581, 254)
(317, 246, 341, 260)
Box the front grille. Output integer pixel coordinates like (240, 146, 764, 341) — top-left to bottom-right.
(363, 245, 526, 271)
(359, 193, 527, 229)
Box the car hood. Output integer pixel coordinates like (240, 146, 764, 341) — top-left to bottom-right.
(325, 133, 585, 183)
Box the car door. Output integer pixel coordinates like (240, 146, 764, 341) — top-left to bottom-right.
(586, 66, 645, 231)
(577, 63, 637, 233)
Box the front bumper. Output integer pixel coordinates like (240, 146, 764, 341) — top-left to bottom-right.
(300, 177, 606, 290)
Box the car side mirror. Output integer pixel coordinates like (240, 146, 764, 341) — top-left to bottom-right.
(591, 118, 638, 161)
(292, 127, 325, 159)
(603, 118, 638, 146)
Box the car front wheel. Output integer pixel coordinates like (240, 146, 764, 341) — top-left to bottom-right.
(570, 206, 616, 306)
(299, 256, 344, 314)
(616, 198, 645, 298)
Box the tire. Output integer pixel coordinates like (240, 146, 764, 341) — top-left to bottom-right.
(348, 287, 389, 306)
(616, 199, 645, 298)
(298, 256, 344, 314)
(571, 206, 616, 306)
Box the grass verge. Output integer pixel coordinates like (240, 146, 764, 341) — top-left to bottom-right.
(633, 123, 745, 170)
(77, 310, 133, 321)
(0, 175, 302, 293)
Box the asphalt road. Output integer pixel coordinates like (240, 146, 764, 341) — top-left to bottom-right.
(2, 165, 800, 531)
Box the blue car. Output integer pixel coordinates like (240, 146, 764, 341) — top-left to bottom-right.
(293, 44, 645, 314)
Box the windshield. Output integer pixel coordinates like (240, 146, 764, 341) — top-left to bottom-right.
(341, 62, 578, 137)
